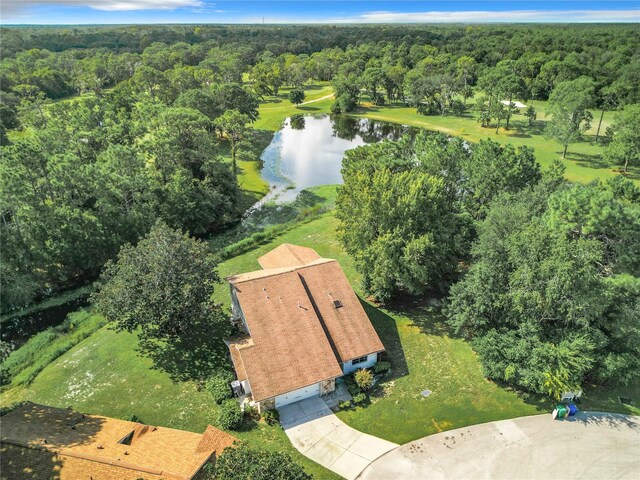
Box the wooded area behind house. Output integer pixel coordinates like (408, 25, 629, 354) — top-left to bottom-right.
(1, 23, 638, 413)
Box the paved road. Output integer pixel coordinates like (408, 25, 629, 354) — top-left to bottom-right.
(261, 93, 334, 110)
(358, 412, 640, 480)
(279, 397, 398, 480)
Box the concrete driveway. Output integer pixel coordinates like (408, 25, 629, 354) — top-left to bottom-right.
(358, 412, 640, 480)
(279, 397, 398, 480)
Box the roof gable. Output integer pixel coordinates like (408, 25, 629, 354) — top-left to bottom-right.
(257, 243, 321, 269)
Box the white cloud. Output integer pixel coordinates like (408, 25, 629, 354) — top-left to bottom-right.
(327, 9, 640, 24)
(2, 0, 203, 17)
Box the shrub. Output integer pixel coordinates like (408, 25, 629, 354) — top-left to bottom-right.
(205, 371, 233, 404)
(451, 99, 466, 115)
(128, 414, 142, 423)
(345, 375, 361, 396)
(352, 393, 366, 405)
(339, 400, 351, 409)
(354, 368, 373, 391)
(0, 366, 11, 387)
(214, 444, 311, 480)
(373, 361, 391, 375)
(262, 409, 280, 426)
(243, 405, 260, 421)
(217, 400, 243, 430)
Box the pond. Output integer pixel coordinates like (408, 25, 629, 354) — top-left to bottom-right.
(259, 114, 416, 203)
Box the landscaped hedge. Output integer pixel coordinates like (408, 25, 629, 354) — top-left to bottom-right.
(219, 205, 326, 260)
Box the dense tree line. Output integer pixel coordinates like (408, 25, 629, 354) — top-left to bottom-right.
(2, 24, 638, 137)
(337, 131, 639, 396)
(448, 176, 640, 396)
(1, 78, 252, 312)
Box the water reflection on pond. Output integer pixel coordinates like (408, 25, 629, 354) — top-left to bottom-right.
(259, 114, 415, 202)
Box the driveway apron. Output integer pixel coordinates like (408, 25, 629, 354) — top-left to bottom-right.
(278, 397, 398, 480)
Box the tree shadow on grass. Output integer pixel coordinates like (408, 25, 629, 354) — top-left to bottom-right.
(564, 151, 609, 169)
(295, 106, 320, 112)
(560, 411, 640, 430)
(139, 314, 232, 383)
(360, 300, 408, 381)
(385, 292, 461, 339)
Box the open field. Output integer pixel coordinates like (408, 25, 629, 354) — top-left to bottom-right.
(354, 98, 633, 185)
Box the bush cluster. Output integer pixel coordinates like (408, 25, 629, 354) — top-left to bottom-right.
(262, 409, 280, 426)
(205, 371, 234, 404)
(345, 375, 361, 396)
(373, 361, 391, 375)
(354, 368, 373, 391)
(219, 206, 325, 260)
(352, 393, 366, 405)
(217, 400, 243, 430)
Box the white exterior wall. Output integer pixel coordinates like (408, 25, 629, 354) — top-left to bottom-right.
(241, 379, 251, 394)
(342, 352, 378, 374)
(275, 382, 321, 408)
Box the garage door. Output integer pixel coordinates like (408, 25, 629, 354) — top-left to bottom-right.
(275, 383, 320, 408)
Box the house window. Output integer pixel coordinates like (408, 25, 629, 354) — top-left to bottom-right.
(351, 356, 368, 365)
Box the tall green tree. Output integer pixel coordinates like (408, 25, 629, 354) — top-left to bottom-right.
(92, 222, 229, 377)
(604, 104, 640, 173)
(447, 178, 640, 394)
(289, 88, 305, 106)
(214, 109, 251, 176)
(544, 77, 596, 159)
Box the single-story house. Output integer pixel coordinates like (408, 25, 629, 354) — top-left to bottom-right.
(0, 402, 237, 480)
(225, 244, 385, 412)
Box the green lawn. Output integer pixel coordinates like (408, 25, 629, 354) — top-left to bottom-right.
(3, 209, 638, 478)
(354, 99, 633, 185)
(7, 321, 340, 480)
(254, 83, 334, 131)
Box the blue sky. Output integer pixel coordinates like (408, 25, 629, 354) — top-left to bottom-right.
(3, 1, 639, 25)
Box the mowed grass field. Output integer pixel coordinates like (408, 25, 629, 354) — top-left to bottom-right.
(354, 98, 632, 185)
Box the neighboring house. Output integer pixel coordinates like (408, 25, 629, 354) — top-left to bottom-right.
(225, 244, 385, 412)
(0, 402, 237, 480)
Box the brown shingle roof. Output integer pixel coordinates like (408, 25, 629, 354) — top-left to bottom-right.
(0, 403, 237, 480)
(257, 243, 321, 269)
(296, 260, 385, 362)
(227, 245, 385, 402)
(230, 270, 344, 402)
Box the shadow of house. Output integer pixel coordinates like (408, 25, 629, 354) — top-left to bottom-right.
(0, 402, 236, 480)
(360, 300, 409, 381)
